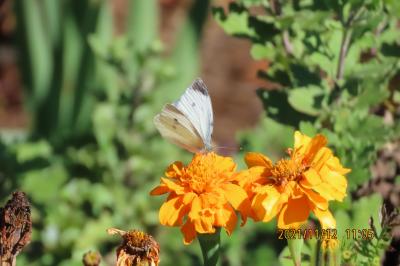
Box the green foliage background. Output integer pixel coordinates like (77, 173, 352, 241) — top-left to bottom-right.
(0, 0, 399, 265)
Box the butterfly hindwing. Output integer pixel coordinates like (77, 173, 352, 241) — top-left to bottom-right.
(153, 104, 204, 153)
(173, 78, 214, 149)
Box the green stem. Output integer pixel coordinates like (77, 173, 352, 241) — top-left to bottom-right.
(309, 238, 318, 266)
(198, 228, 221, 266)
(287, 238, 303, 266)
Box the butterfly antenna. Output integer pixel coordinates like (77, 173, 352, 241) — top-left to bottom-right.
(213, 145, 242, 154)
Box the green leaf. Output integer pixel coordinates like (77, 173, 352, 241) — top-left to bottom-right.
(257, 89, 315, 127)
(352, 194, 382, 231)
(21, 163, 68, 203)
(299, 121, 317, 136)
(16, 0, 53, 106)
(127, 0, 158, 51)
(288, 86, 324, 116)
(213, 6, 256, 38)
(92, 104, 117, 147)
(251, 43, 275, 60)
(354, 84, 390, 109)
(14, 140, 53, 163)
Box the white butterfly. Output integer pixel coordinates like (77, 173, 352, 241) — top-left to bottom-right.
(154, 78, 214, 153)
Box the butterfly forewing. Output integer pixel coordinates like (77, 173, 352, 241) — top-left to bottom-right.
(173, 78, 214, 149)
(154, 104, 204, 153)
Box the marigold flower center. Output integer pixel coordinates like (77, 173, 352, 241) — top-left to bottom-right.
(181, 153, 230, 194)
(271, 158, 304, 184)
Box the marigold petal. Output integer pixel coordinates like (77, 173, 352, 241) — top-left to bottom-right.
(213, 155, 236, 172)
(165, 161, 184, 178)
(220, 183, 251, 224)
(159, 197, 181, 226)
(300, 187, 328, 210)
(194, 212, 215, 234)
(189, 197, 215, 234)
(181, 220, 197, 245)
(301, 168, 322, 188)
(150, 184, 169, 195)
(214, 204, 237, 235)
(277, 196, 310, 229)
(311, 206, 336, 229)
(304, 135, 327, 164)
(311, 147, 332, 171)
(324, 171, 347, 193)
(294, 131, 311, 150)
(159, 177, 185, 194)
(251, 185, 282, 222)
(159, 193, 195, 226)
(251, 193, 267, 221)
(294, 132, 327, 164)
(245, 152, 273, 169)
(234, 167, 265, 186)
(312, 185, 333, 201)
(326, 156, 351, 175)
(317, 166, 347, 201)
(261, 186, 281, 212)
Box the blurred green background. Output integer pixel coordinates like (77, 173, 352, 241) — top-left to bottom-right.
(0, 0, 399, 265)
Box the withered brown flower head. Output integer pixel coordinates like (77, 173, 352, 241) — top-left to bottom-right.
(107, 228, 160, 266)
(0, 191, 32, 266)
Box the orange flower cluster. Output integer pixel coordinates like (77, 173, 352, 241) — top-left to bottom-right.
(150, 131, 350, 243)
(238, 131, 350, 229)
(150, 152, 251, 244)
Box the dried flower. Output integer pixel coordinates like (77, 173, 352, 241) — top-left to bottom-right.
(107, 228, 160, 266)
(239, 131, 350, 229)
(150, 152, 251, 244)
(0, 191, 32, 266)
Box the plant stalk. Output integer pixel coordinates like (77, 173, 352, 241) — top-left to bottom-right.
(198, 228, 221, 266)
(287, 238, 303, 266)
(336, 29, 352, 81)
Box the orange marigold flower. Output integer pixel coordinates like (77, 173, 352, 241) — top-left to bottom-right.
(150, 152, 251, 244)
(239, 131, 350, 229)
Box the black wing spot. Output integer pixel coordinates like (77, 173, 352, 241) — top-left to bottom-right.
(191, 78, 209, 96)
(173, 118, 178, 122)
(191, 102, 196, 107)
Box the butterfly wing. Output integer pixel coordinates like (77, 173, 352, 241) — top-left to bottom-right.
(173, 78, 214, 150)
(154, 104, 205, 153)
